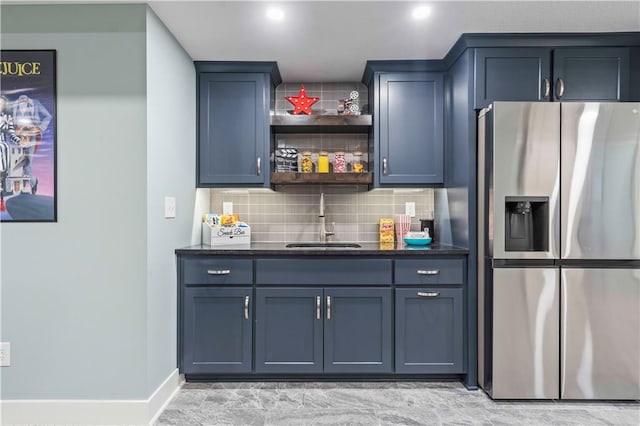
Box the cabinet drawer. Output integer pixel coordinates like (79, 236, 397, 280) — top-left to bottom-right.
(395, 258, 464, 285)
(182, 258, 253, 285)
(256, 259, 392, 285)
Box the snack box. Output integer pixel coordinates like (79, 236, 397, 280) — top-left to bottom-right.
(379, 218, 395, 243)
(202, 222, 251, 246)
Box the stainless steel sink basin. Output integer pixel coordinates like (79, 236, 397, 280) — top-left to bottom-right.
(285, 243, 362, 248)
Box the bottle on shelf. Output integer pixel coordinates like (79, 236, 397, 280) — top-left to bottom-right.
(318, 151, 329, 173)
(301, 151, 314, 173)
(334, 152, 346, 173)
(352, 151, 364, 173)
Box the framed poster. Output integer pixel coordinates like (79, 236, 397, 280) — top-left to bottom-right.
(0, 50, 57, 222)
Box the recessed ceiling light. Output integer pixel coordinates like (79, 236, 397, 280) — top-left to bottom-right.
(266, 7, 285, 21)
(412, 5, 431, 20)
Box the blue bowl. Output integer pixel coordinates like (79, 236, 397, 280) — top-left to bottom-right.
(403, 237, 432, 246)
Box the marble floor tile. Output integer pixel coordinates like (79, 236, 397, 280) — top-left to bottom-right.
(198, 408, 266, 426)
(265, 408, 378, 426)
(154, 382, 640, 426)
(375, 409, 439, 425)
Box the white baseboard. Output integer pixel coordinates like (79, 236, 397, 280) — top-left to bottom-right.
(1, 369, 182, 425)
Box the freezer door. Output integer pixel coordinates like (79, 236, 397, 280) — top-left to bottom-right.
(561, 103, 640, 260)
(561, 268, 640, 400)
(492, 102, 560, 259)
(492, 268, 559, 399)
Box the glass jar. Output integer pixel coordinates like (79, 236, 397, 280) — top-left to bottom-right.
(318, 151, 329, 173)
(301, 151, 314, 173)
(334, 152, 346, 173)
(352, 151, 364, 173)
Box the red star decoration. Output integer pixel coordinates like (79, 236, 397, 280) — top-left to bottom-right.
(285, 84, 320, 115)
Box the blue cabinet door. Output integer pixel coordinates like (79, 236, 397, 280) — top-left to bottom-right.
(198, 73, 269, 186)
(378, 72, 444, 185)
(553, 47, 630, 101)
(255, 288, 323, 373)
(324, 288, 392, 373)
(182, 287, 252, 374)
(395, 288, 464, 374)
(474, 48, 551, 108)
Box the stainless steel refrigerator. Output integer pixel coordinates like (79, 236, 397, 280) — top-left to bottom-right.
(478, 102, 640, 400)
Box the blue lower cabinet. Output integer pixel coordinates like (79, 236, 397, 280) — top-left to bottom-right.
(395, 288, 464, 374)
(255, 288, 323, 373)
(324, 288, 393, 373)
(256, 287, 393, 374)
(182, 287, 253, 374)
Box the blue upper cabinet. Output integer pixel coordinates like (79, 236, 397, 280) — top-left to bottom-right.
(377, 72, 444, 185)
(475, 48, 551, 108)
(196, 63, 281, 187)
(553, 47, 630, 101)
(474, 46, 632, 108)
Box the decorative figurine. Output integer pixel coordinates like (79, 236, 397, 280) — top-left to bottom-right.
(285, 85, 320, 115)
(337, 90, 360, 115)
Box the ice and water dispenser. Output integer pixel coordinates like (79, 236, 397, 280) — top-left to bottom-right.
(504, 196, 549, 252)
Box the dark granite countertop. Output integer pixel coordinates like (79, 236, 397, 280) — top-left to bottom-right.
(175, 242, 468, 256)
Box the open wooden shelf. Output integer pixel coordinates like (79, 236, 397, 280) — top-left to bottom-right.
(271, 172, 372, 185)
(271, 114, 372, 133)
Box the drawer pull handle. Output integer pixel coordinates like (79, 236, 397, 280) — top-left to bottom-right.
(418, 292, 440, 298)
(244, 296, 249, 320)
(316, 296, 321, 320)
(327, 296, 331, 320)
(417, 270, 440, 275)
(257, 156, 262, 176)
(207, 270, 231, 275)
(383, 157, 388, 175)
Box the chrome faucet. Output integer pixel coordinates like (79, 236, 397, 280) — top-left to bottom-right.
(319, 192, 335, 243)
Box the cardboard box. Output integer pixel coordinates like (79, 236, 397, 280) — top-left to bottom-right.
(202, 222, 251, 246)
(379, 218, 395, 243)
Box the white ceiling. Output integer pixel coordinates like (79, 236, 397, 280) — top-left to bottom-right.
(148, 0, 640, 81)
(6, 1, 640, 81)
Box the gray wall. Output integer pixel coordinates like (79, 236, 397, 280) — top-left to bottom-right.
(0, 4, 197, 401)
(145, 8, 196, 394)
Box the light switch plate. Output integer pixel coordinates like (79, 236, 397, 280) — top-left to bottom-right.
(223, 202, 233, 215)
(165, 196, 176, 219)
(405, 202, 416, 217)
(0, 342, 10, 367)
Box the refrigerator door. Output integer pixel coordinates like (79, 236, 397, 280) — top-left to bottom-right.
(492, 268, 559, 399)
(492, 102, 560, 259)
(561, 268, 640, 400)
(561, 103, 640, 260)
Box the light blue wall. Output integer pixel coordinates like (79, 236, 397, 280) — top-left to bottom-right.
(145, 8, 197, 394)
(0, 4, 149, 399)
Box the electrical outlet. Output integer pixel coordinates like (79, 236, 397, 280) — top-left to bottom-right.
(223, 202, 233, 215)
(164, 196, 176, 219)
(0, 342, 10, 367)
(405, 202, 416, 217)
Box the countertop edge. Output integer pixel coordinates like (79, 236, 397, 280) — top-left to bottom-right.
(175, 244, 469, 256)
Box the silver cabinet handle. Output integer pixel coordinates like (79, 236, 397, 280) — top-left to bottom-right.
(244, 295, 249, 320)
(417, 270, 440, 275)
(418, 291, 440, 298)
(543, 78, 551, 99)
(556, 78, 565, 99)
(316, 296, 321, 320)
(257, 156, 261, 176)
(208, 269, 231, 275)
(326, 296, 331, 320)
(382, 157, 388, 175)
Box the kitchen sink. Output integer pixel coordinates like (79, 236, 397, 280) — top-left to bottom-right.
(285, 243, 362, 248)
